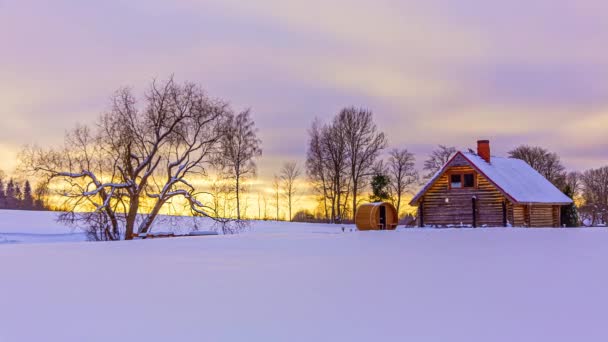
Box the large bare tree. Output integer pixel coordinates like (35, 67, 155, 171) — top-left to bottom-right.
(217, 110, 262, 220)
(280, 161, 301, 221)
(339, 107, 387, 219)
(387, 148, 418, 216)
(508, 145, 566, 187)
(22, 77, 237, 240)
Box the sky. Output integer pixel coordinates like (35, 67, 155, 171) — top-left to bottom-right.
(2, 0, 608, 209)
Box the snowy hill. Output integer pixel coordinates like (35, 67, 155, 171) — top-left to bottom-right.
(0, 210, 607, 341)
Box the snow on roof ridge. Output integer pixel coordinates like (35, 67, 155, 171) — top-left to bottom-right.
(460, 151, 572, 204)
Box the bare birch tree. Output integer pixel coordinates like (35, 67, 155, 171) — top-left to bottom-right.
(272, 175, 281, 220)
(262, 192, 269, 220)
(217, 110, 262, 220)
(387, 148, 418, 216)
(21, 77, 238, 240)
(280, 161, 301, 221)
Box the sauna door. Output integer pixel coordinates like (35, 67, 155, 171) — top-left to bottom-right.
(379, 205, 386, 230)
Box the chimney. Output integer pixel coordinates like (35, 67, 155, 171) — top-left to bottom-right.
(477, 140, 491, 163)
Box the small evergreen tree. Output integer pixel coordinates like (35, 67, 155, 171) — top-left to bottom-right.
(23, 180, 34, 210)
(370, 173, 390, 202)
(0, 178, 5, 209)
(560, 185, 579, 227)
(14, 183, 23, 209)
(5, 179, 16, 209)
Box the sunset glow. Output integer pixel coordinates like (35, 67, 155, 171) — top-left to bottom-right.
(1, 0, 607, 217)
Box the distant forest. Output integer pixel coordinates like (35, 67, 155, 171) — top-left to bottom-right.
(0, 175, 49, 211)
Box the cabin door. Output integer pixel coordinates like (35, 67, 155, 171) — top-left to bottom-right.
(379, 206, 387, 230)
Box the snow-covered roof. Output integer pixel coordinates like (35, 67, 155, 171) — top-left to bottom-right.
(411, 151, 573, 205)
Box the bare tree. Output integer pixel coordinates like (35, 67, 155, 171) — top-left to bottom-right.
(508, 145, 566, 187)
(22, 77, 237, 240)
(387, 148, 418, 216)
(323, 118, 351, 223)
(423, 145, 456, 180)
(272, 175, 281, 220)
(339, 107, 387, 219)
(306, 119, 331, 221)
(280, 161, 301, 221)
(217, 110, 262, 220)
(565, 171, 583, 199)
(257, 192, 262, 220)
(580, 166, 608, 225)
(305, 116, 353, 224)
(262, 192, 269, 220)
(208, 175, 231, 218)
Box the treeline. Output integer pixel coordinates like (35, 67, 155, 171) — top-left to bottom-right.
(0, 175, 49, 211)
(505, 145, 607, 227)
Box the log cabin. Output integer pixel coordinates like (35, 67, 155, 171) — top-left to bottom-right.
(410, 140, 573, 228)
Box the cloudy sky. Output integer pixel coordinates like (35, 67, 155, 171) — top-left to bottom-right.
(2, 0, 608, 181)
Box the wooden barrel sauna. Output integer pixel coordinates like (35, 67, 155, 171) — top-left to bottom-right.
(355, 202, 399, 231)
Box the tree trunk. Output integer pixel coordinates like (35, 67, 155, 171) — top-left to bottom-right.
(124, 197, 139, 240)
(322, 184, 329, 222)
(335, 177, 342, 224)
(288, 196, 292, 221)
(138, 199, 166, 234)
(396, 196, 401, 219)
(236, 176, 241, 220)
(352, 180, 358, 221)
(276, 193, 279, 221)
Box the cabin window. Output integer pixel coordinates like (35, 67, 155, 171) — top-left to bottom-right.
(463, 173, 475, 188)
(449, 173, 476, 189)
(450, 174, 462, 188)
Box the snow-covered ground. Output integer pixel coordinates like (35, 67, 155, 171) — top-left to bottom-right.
(0, 210, 352, 244)
(1, 210, 607, 341)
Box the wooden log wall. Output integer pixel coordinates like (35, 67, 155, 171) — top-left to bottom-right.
(420, 162, 509, 227)
(506, 201, 515, 226)
(529, 205, 556, 227)
(509, 204, 561, 227)
(513, 205, 526, 227)
(553, 205, 561, 227)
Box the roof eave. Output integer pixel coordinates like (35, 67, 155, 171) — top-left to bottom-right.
(408, 151, 464, 207)
(514, 201, 573, 206)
